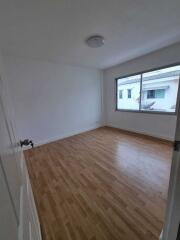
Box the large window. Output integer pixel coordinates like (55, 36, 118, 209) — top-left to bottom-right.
(116, 65, 180, 113)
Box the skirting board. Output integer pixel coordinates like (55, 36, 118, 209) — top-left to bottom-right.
(23, 123, 173, 150)
(106, 124, 174, 143)
(24, 123, 103, 150)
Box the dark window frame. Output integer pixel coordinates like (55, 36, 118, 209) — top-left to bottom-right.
(115, 63, 180, 115)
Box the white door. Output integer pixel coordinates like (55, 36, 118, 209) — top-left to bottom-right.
(162, 103, 180, 240)
(0, 157, 18, 240)
(0, 85, 21, 220)
(0, 75, 41, 240)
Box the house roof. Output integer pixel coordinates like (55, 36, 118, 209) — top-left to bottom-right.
(118, 69, 180, 85)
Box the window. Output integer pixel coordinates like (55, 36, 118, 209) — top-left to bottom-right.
(119, 90, 123, 99)
(147, 89, 165, 99)
(147, 90, 155, 99)
(116, 64, 180, 113)
(127, 89, 132, 98)
(155, 89, 165, 98)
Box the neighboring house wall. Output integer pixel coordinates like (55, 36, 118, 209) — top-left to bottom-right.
(142, 78, 178, 111)
(103, 42, 180, 141)
(3, 56, 103, 146)
(117, 77, 179, 112)
(117, 82, 140, 110)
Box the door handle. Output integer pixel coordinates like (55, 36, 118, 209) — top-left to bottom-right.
(20, 139, 34, 148)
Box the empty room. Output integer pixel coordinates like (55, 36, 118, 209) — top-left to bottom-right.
(1, 1, 180, 240)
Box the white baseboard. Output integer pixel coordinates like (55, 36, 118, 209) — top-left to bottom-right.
(106, 124, 174, 142)
(30, 123, 103, 148)
(23, 122, 172, 151)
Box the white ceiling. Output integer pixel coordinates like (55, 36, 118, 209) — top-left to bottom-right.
(1, 0, 180, 69)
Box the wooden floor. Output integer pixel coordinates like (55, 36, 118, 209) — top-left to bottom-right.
(25, 127, 173, 240)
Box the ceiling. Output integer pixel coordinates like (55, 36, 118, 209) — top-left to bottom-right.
(1, 0, 180, 69)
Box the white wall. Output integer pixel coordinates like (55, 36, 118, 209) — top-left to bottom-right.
(103, 42, 180, 141)
(3, 56, 103, 145)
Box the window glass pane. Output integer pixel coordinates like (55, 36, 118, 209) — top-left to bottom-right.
(155, 89, 165, 98)
(117, 75, 141, 110)
(147, 90, 155, 99)
(141, 65, 180, 112)
(127, 89, 131, 98)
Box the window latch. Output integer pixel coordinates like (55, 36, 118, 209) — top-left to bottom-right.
(174, 141, 180, 152)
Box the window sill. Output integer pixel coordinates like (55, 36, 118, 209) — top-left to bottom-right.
(115, 109, 177, 115)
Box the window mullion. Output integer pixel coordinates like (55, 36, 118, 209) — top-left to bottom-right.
(139, 74, 143, 111)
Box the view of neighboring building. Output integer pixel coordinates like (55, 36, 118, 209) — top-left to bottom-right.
(117, 65, 180, 112)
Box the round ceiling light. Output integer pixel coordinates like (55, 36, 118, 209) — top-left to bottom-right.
(86, 35, 105, 48)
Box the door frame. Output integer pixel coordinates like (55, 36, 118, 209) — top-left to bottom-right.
(162, 100, 180, 240)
